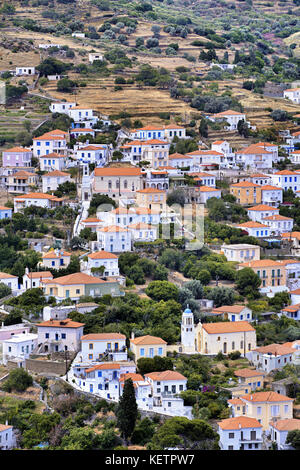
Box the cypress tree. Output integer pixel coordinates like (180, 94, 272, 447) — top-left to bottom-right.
(116, 378, 138, 443)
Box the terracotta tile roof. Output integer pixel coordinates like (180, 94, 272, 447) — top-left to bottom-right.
(94, 167, 141, 176)
(186, 150, 223, 156)
(0, 272, 18, 279)
(279, 259, 300, 266)
(130, 335, 167, 345)
(247, 204, 279, 211)
(3, 146, 31, 153)
(228, 398, 244, 405)
(212, 109, 244, 117)
(119, 373, 144, 383)
(0, 206, 11, 211)
(71, 128, 95, 133)
(0, 424, 12, 432)
(168, 153, 192, 160)
(270, 419, 300, 431)
(250, 173, 270, 178)
(11, 170, 35, 179)
(43, 170, 70, 177)
(260, 185, 283, 191)
(81, 333, 126, 340)
(189, 172, 214, 177)
(274, 170, 299, 175)
(42, 272, 107, 285)
(110, 208, 130, 214)
(253, 343, 294, 356)
(289, 288, 300, 295)
(86, 363, 121, 373)
(238, 221, 269, 228)
(231, 181, 260, 188)
(234, 368, 266, 378)
(82, 218, 102, 223)
(202, 321, 255, 334)
(238, 144, 272, 155)
(88, 251, 118, 260)
(39, 152, 66, 158)
(196, 186, 220, 192)
(136, 188, 166, 193)
(42, 251, 71, 259)
(78, 145, 106, 151)
(263, 214, 293, 221)
(38, 318, 84, 328)
(212, 140, 226, 144)
(26, 271, 53, 280)
(33, 129, 68, 140)
(145, 370, 187, 381)
(218, 416, 262, 430)
(97, 225, 129, 233)
(15, 192, 63, 201)
(282, 303, 300, 313)
(239, 259, 283, 269)
(128, 223, 155, 229)
(211, 305, 247, 314)
(241, 391, 293, 403)
(134, 207, 160, 215)
(282, 232, 300, 241)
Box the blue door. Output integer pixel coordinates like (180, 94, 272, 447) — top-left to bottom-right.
(232, 315, 235, 322)
(90, 384, 93, 393)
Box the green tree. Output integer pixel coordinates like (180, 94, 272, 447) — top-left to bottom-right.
(149, 417, 219, 450)
(286, 429, 300, 450)
(0, 282, 12, 299)
(116, 378, 138, 443)
(236, 267, 261, 298)
(145, 281, 179, 302)
(2, 368, 33, 393)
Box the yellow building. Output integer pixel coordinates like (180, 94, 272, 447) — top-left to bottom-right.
(234, 368, 266, 394)
(195, 321, 256, 356)
(130, 334, 167, 361)
(136, 188, 167, 211)
(238, 259, 287, 296)
(41, 272, 121, 301)
(230, 181, 262, 205)
(228, 391, 293, 430)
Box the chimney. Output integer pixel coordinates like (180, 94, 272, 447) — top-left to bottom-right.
(5, 420, 8, 426)
(131, 331, 135, 340)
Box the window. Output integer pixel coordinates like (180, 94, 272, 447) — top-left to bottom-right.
(284, 405, 289, 414)
(61, 333, 66, 339)
(140, 348, 145, 356)
(89, 343, 93, 350)
(45, 333, 49, 339)
(257, 406, 262, 415)
(88, 354, 93, 360)
(229, 433, 234, 439)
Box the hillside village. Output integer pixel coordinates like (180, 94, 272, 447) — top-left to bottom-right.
(0, 0, 300, 454)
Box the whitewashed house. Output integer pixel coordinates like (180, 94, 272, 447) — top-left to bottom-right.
(218, 417, 263, 451)
(271, 170, 300, 193)
(260, 185, 283, 207)
(246, 344, 294, 373)
(85, 251, 119, 277)
(0, 424, 16, 450)
(2, 333, 38, 366)
(42, 170, 71, 193)
(269, 419, 300, 450)
(0, 272, 19, 293)
(15, 66, 35, 76)
(283, 88, 300, 104)
(49, 102, 77, 114)
(128, 223, 158, 242)
(36, 319, 84, 353)
(96, 225, 132, 253)
(80, 333, 127, 362)
(247, 204, 279, 223)
(33, 130, 68, 158)
(75, 145, 107, 166)
(89, 53, 103, 63)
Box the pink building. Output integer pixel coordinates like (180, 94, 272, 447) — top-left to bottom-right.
(0, 323, 30, 341)
(36, 318, 84, 353)
(2, 147, 32, 167)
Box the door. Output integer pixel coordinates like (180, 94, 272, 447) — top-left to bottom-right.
(232, 315, 235, 322)
(223, 342, 227, 354)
